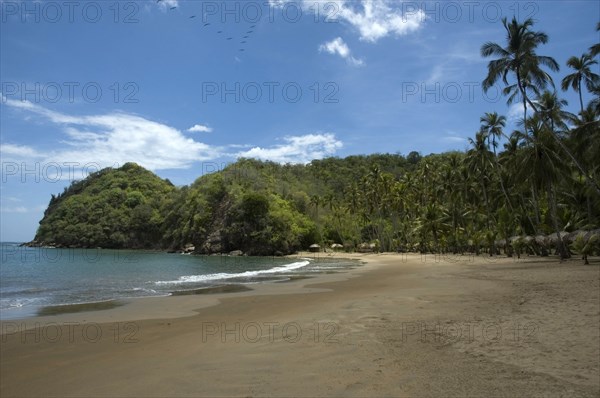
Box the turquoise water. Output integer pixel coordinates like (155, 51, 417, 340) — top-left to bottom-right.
(0, 243, 356, 319)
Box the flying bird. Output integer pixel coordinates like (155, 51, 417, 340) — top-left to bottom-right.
(203, 22, 210, 26)
(239, 49, 245, 52)
(247, 30, 253, 33)
(243, 36, 249, 38)
(169, 6, 176, 10)
(241, 41, 247, 44)
(250, 25, 256, 28)
(190, 15, 196, 19)
(217, 30, 222, 33)
(226, 37, 232, 40)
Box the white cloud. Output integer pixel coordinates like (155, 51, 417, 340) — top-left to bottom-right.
(0, 206, 28, 214)
(237, 133, 343, 164)
(2, 197, 23, 203)
(319, 37, 364, 66)
(274, 0, 425, 42)
(443, 136, 465, 143)
(427, 64, 443, 84)
(268, 0, 288, 7)
(441, 130, 466, 144)
(320, 37, 351, 57)
(507, 103, 524, 123)
(187, 124, 213, 133)
(0, 204, 45, 213)
(0, 143, 45, 159)
(2, 99, 344, 169)
(1, 99, 219, 171)
(156, 0, 178, 10)
(338, 0, 424, 42)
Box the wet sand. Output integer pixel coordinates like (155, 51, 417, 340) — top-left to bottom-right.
(1, 253, 599, 397)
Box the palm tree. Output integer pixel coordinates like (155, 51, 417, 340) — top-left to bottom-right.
(345, 183, 361, 215)
(570, 103, 600, 169)
(444, 155, 471, 253)
(536, 91, 575, 133)
(344, 183, 364, 247)
(561, 53, 599, 114)
(532, 90, 600, 194)
(516, 116, 570, 260)
(480, 112, 507, 153)
(420, 203, 448, 253)
(569, 103, 600, 227)
(480, 112, 514, 212)
(323, 193, 337, 213)
(466, 131, 494, 231)
(571, 234, 598, 265)
(481, 17, 559, 124)
(309, 195, 321, 219)
(322, 192, 345, 245)
(482, 17, 600, 194)
(500, 132, 539, 235)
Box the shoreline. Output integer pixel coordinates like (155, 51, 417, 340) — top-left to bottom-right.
(0, 252, 371, 328)
(1, 253, 598, 397)
(0, 252, 362, 322)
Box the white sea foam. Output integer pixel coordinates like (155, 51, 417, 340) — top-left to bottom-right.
(131, 287, 158, 294)
(0, 296, 47, 310)
(154, 260, 310, 285)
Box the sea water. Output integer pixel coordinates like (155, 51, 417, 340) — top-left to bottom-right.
(0, 242, 358, 319)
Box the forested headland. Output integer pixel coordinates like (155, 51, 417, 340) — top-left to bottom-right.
(30, 18, 599, 261)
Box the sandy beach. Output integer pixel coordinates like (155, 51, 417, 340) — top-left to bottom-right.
(1, 253, 599, 397)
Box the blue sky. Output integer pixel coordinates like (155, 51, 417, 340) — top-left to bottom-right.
(1, 0, 598, 241)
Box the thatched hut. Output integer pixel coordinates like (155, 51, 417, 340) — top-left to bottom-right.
(547, 231, 569, 245)
(358, 243, 375, 253)
(534, 235, 548, 246)
(495, 239, 507, 248)
(566, 229, 600, 244)
(330, 243, 343, 251)
(566, 230, 587, 244)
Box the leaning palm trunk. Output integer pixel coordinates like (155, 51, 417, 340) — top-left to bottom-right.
(531, 185, 541, 227)
(494, 152, 514, 213)
(518, 192, 538, 235)
(481, 179, 491, 230)
(517, 71, 528, 130)
(578, 79, 584, 115)
(587, 196, 593, 227)
(547, 183, 570, 260)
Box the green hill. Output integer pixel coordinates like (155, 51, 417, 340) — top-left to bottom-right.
(33, 162, 176, 249)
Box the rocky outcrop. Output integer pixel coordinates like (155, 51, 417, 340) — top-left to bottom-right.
(200, 231, 223, 254)
(182, 243, 195, 254)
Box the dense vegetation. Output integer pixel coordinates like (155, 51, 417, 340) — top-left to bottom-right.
(32, 18, 599, 259)
(35, 162, 176, 249)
